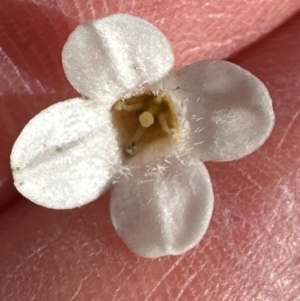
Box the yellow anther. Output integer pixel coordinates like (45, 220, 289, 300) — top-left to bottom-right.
(139, 111, 154, 128)
(153, 90, 168, 103)
(112, 90, 180, 157)
(113, 100, 144, 112)
(158, 112, 178, 138)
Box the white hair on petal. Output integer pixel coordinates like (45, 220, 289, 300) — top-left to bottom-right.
(110, 155, 214, 258)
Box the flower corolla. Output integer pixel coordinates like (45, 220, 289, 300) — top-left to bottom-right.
(11, 14, 275, 258)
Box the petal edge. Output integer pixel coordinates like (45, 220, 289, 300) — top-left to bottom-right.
(170, 60, 275, 162)
(110, 155, 214, 258)
(62, 14, 175, 103)
(11, 97, 121, 209)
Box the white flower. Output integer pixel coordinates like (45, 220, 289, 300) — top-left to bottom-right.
(10, 14, 275, 258)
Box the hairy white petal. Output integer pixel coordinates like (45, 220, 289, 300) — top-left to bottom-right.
(62, 14, 175, 103)
(11, 98, 121, 209)
(169, 60, 275, 161)
(111, 155, 214, 258)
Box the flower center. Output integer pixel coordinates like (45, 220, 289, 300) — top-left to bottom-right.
(112, 90, 179, 156)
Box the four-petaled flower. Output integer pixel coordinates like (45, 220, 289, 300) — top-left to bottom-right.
(11, 14, 275, 258)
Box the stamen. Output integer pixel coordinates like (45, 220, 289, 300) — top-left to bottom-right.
(112, 90, 180, 157)
(158, 112, 177, 137)
(114, 100, 144, 112)
(139, 112, 154, 128)
(125, 126, 147, 156)
(153, 90, 168, 104)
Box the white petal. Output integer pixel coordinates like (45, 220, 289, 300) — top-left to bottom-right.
(62, 14, 175, 103)
(169, 60, 275, 161)
(11, 98, 121, 209)
(110, 155, 214, 258)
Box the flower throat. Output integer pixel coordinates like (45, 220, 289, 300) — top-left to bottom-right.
(112, 91, 179, 156)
